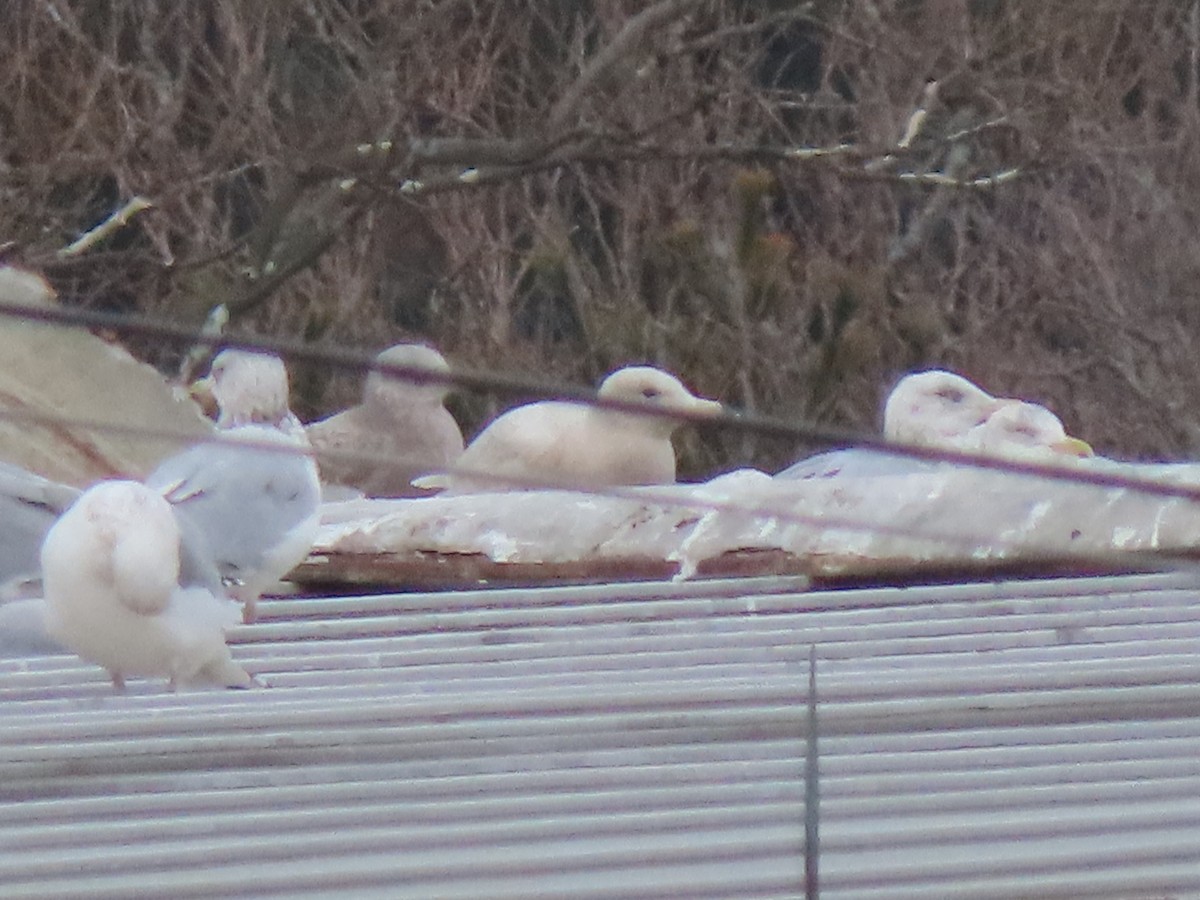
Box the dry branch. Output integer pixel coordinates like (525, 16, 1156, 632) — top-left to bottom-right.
(57, 197, 154, 258)
(0, 0, 1195, 470)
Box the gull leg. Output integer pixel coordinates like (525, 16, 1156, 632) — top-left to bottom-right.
(228, 583, 259, 624)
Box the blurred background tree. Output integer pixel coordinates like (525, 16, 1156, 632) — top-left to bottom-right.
(3, 0, 1199, 476)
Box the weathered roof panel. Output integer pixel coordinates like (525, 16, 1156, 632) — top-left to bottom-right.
(2, 572, 1200, 897)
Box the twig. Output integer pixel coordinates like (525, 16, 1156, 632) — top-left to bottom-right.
(1191, 0, 1200, 130)
(898, 80, 940, 149)
(177, 303, 229, 384)
(887, 141, 972, 266)
(896, 167, 1021, 188)
(943, 115, 1011, 143)
(57, 196, 154, 258)
(547, 0, 701, 132)
(863, 80, 940, 175)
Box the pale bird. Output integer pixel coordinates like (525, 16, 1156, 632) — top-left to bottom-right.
(193, 349, 298, 431)
(0, 265, 56, 309)
(964, 400, 1093, 460)
(306, 343, 464, 497)
(148, 349, 320, 623)
(883, 369, 1007, 446)
(41, 480, 253, 691)
(778, 369, 1090, 479)
(417, 365, 722, 494)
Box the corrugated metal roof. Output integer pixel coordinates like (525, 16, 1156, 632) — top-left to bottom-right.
(3, 571, 1200, 898)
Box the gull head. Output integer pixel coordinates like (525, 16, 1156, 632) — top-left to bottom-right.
(597, 366, 723, 437)
(967, 400, 1093, 460)
(197, 350, 292, 428)
(365, 343, 453, 409)
(883, 370, 1003, 447)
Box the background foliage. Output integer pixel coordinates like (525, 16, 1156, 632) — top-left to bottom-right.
(3, 0, 1198, 476)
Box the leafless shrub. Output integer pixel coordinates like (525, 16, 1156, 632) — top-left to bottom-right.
(3, 0, 1200, 475)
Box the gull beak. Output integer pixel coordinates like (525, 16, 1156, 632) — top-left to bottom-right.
(1052, 436, 1094, 458)
(188, 376, 217, 416)
(690, 397, 725, 418)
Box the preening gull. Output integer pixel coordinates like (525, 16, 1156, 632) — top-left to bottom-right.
(40, 480, 254, 690)
(306, 343, 464, 497)
(0, 463, 231, 659)
(416, 365, 722, 494)
(147, 349, 321, 622)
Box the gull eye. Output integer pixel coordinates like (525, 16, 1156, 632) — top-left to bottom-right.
(936, 387, 967, 404)
(641, 387, 661, 399)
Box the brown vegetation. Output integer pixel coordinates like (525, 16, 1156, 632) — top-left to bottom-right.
(2, 0, 1199, 476)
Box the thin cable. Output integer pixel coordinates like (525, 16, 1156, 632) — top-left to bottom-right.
(2, 401, 1198, 581)
(4, 299, 1200, 504)
(0, 402, 1002, 548)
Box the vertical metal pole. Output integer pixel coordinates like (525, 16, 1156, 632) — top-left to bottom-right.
(805, 644, 819, 900)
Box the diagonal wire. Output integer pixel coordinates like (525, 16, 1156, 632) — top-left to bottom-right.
(4, 299, 1200, 579)
(0, 402, 1027, 551)
(4, 299, 1200, 503)
(1, 400, 1199, 582)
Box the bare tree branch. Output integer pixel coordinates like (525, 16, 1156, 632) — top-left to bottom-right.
(546, 0, 703, 132)
(57, 197, 154, 258)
